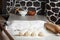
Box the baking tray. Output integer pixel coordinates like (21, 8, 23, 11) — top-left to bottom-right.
(6, 20, 60, 40)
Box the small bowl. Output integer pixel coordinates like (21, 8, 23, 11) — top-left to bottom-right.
(19, 11, 27, 16)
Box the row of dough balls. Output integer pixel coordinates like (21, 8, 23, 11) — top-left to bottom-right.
(14, 31, 44, 37)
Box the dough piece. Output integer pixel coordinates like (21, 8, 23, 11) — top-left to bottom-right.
(38, 32, 44, 36)
(31, 32, 36, 36)
(24, 31, 31, 36)
(14, 32, 24, 36)
(14, 34, 20, 36)
(19, 32, 24, 36)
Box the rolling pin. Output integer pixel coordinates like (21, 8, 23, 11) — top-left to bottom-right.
(44, 22, 60, 34)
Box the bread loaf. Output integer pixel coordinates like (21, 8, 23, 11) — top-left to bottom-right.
(44, 22, 60, 34)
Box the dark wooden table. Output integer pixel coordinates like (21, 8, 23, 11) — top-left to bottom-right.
(0, 31, 9, 40)
(0, 30, 9, 40)
(0, 16, 9, 40)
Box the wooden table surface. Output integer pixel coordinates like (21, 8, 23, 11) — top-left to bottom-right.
(0, 31, 9, 40)
(0, 16, 8, 40)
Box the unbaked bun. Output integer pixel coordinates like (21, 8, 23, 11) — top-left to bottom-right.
(31, 32, 36, 36)
(24, 31, 31, 36)
(38, 32, 44, 36)
(19, 32, 24, 36)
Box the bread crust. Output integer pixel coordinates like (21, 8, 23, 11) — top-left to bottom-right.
(44, 22, 60, 34)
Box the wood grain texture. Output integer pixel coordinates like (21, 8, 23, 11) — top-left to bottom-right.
(44, 22, 60, 34)
(0, 0, 2, 13)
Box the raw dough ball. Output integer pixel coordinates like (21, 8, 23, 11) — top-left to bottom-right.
(19, 32, 24, 36)
(24, 31, 31, 36)
(31, 32, 36, 36)
(38, 32, 44, 36)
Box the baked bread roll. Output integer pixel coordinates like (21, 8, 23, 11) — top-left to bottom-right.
(44, 22, 60, 34)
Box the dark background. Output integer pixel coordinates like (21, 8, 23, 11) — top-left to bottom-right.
(0, 0, 9, 21)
